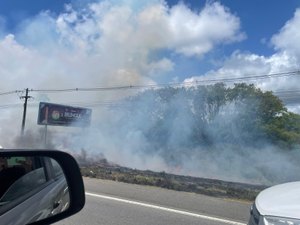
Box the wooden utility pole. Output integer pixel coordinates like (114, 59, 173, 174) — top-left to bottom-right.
(20, 88, 31, 136)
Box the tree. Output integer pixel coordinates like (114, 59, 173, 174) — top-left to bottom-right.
(119, 83, 300, 152)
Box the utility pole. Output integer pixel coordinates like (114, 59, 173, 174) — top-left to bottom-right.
(20, 88, 32, 136)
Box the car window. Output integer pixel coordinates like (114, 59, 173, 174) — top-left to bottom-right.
(50, 158, 64, 178)
(0, 157, 47, 206)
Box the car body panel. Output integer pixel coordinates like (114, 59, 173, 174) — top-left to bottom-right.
(255, 181, 300, 218)
(0, 175, 68, 225)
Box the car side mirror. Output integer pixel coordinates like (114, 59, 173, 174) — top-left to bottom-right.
(0, 149, 85, 225)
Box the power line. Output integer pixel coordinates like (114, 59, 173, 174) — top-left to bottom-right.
(31, 85, 157, 93)
(0, 90, 22, 96)
(30, 70, 300, 93)
(0, 70, 299, 96)
(0, 70, 299, 110)
(0, 103, 23, 109)
(1, 94, 300, 111)
(274, 90, 300, 95)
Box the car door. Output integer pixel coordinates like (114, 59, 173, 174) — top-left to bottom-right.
(46, 158, 70, 216)
(0, 156, 69, 225)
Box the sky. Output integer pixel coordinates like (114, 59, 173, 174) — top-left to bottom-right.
(0, 1, 299, 85)
(0, 1, 300, 183)
(0, 0, 300, 142)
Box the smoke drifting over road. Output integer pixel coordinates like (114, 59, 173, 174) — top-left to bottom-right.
(0, 1, 299, 186)
(39, 85, 299, 186)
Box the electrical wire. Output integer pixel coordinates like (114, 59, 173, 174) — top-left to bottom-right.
(0, 90, 23, 96)
(0, 103, 23, 109)
(0, 70, 299, 96)
(0, 70, 300, 109)
(30, 70, 300, 93)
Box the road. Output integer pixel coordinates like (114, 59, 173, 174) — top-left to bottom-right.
(55, 177, 252, 225)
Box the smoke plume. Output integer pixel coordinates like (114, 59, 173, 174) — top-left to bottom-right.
(0, 1, 299, 185)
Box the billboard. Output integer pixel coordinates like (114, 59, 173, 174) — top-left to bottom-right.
(38, 102, 92, 127)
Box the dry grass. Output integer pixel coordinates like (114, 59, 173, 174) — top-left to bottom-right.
(81, 164, 266, 201)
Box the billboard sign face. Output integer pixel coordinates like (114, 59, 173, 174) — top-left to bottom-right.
(38, 102, 92, 127)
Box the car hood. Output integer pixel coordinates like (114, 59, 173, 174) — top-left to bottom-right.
(255, 181, 300, 218)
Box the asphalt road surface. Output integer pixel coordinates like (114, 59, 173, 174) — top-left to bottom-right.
(55, 177, 252, 225)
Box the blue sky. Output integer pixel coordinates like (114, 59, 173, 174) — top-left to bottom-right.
(1, 0, 299, 55)
(168, 0, 299, 53)
(0, 0, 300, 106)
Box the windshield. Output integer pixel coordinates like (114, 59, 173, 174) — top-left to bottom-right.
(0, 0, 299, 224)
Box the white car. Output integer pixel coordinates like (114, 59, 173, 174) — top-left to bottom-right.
(248, 181, 300, 225)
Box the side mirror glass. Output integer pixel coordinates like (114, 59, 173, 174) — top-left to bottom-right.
(0, 149, 85, 225)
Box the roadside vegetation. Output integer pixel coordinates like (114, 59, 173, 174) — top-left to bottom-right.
(80, 163, 266, 201)
(78, 83, 300, 201)
(120, 83, 300, 150)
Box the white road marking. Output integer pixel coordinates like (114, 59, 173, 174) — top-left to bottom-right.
(85, 192, 246, 225)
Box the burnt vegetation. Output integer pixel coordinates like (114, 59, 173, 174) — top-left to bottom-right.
(80, 163, 266, 201)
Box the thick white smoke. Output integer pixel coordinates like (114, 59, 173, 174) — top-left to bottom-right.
(0, 0, 299, 185)
(0, 0, 243, 146)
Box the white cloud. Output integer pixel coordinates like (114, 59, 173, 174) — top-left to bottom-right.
(288, 105, 300, 114)
(167, 2, 245, 56)
(147, 58, 174, 77)
(271, 9, 300, 58)
(16, 12, 58, 50)
(0, 34, 41, 89)
(0, 0, 243, 147)
(185, 7, 300, 112)
(55, 1, 243, 57)
(185, 52, 300, 111)
(0, 0, 244, 95)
